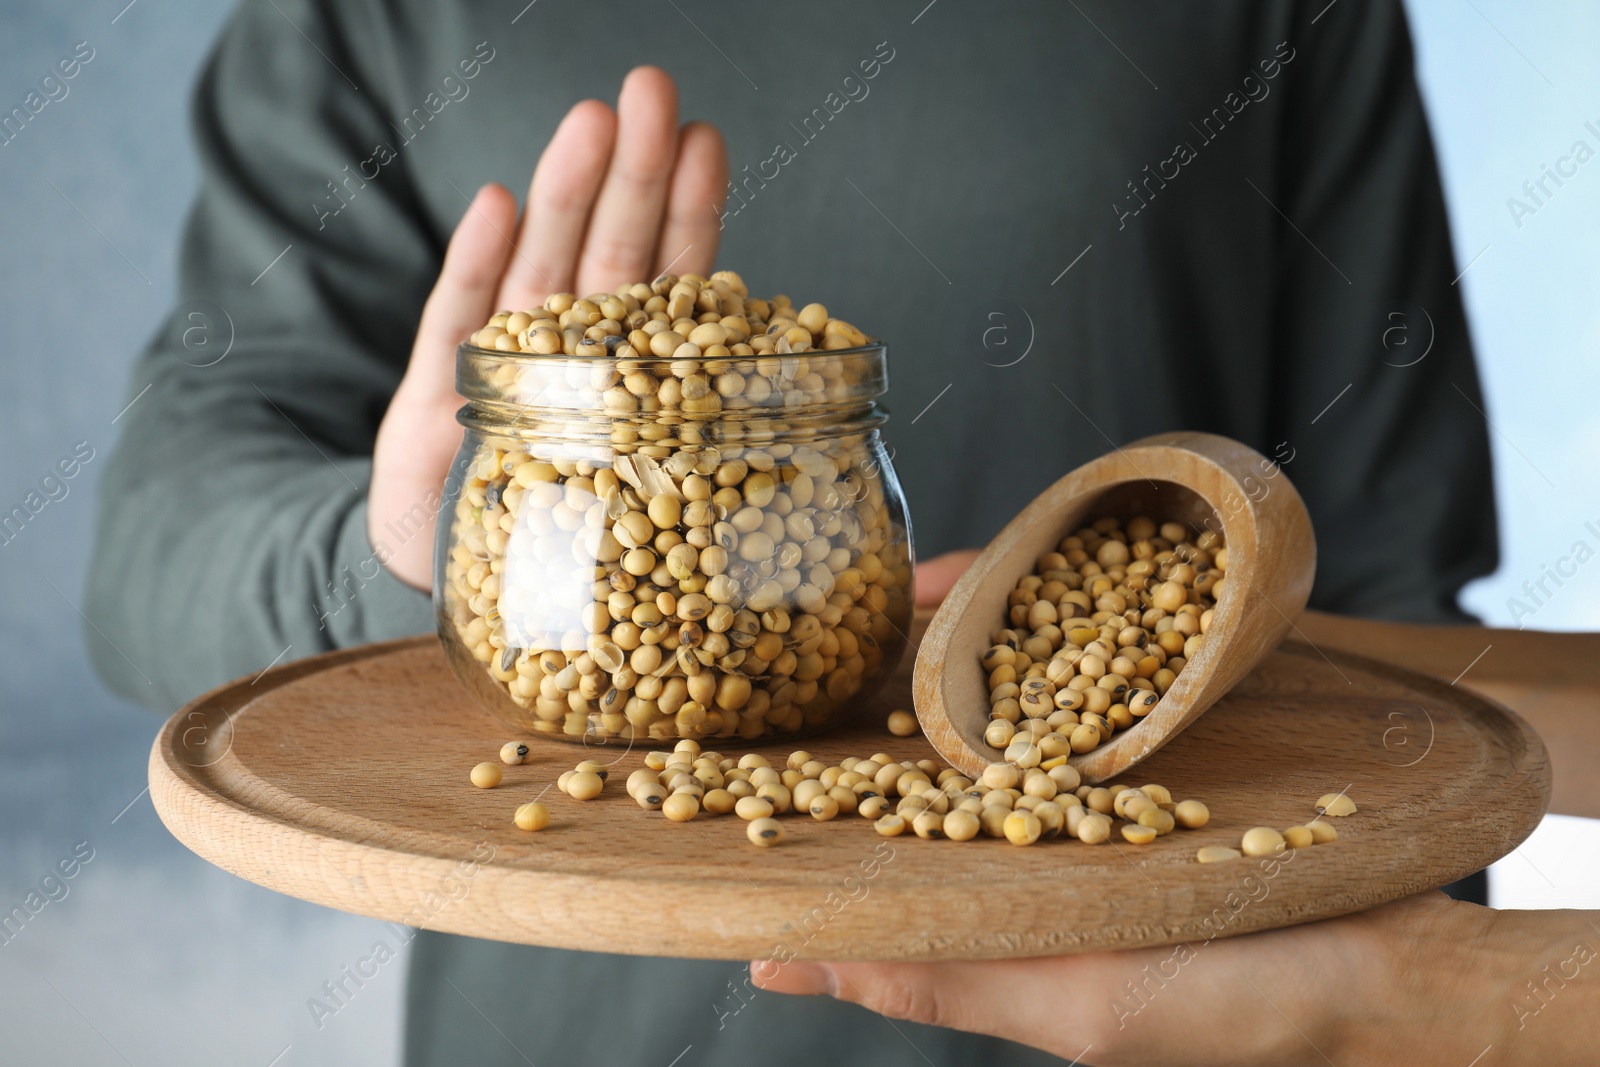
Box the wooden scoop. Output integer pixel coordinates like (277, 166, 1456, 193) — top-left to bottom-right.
(913, 432, 1316, 782)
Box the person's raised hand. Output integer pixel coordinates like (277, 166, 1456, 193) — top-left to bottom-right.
(370, 66, 727, 591)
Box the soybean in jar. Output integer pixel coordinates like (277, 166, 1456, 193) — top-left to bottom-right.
(436, 276, 913, 745)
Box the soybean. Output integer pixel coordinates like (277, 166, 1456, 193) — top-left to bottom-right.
(1004, 810, 1042, 846)
(513, 802, 550, 831)
(1075, 813, 1113, 845)
(1173, 800, 1210, 829)
(662, 793, 700, 822)
(1315, 792, 1357, 817)
(886, 709, 919, 737)
(1196, 846, 1242, 863)
(912, 810, 946, 840)
(809, 795, 841, 821)
(735, 796, 774, 821)
(567, 770, 604, 800)
(858, 796, 891, 820)
(1137, 808, 1176, 835)
(943, 808, 981, 841)
(1241, 827, 1286, 857)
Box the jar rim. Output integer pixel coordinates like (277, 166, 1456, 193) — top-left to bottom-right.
(454, 339, 891, 424)
(456, 339, 887, 363)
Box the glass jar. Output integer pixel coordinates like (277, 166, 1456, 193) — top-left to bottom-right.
(435, 341, 914, 744)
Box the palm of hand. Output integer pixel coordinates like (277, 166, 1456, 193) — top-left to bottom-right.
(370, 66, 728, 591)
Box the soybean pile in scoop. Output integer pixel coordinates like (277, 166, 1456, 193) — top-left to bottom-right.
(982, 516, 1226, 760)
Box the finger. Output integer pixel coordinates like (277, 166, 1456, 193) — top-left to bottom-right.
(408, 182, 518, 398)
(914, 548, 983, 607)
(753, 960, 1030, 1036)
(575, 65, 681, 294)
(748, 960, 832, 996)
(497, 100, 617, 309)
(652, 121, 728, 277)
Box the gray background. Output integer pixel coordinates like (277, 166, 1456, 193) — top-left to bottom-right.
(1, 2, 1596, 1064)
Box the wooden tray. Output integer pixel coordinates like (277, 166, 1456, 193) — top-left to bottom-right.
(149, 612, 1550, 962)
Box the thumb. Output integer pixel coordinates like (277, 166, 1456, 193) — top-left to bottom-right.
(753, 958, 1114, 1061)
(403, 182, 518, 400)
(751, 958, 1031, 1036)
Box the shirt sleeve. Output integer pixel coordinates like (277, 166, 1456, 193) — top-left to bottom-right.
(1264, 0, 1498, 623)
(84, 0, 441, 710)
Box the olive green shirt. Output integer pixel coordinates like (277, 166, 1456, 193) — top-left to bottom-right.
(87, 1, 1496, 1063)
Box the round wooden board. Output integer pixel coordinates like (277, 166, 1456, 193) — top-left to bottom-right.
(149, 611, 1550, 962)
